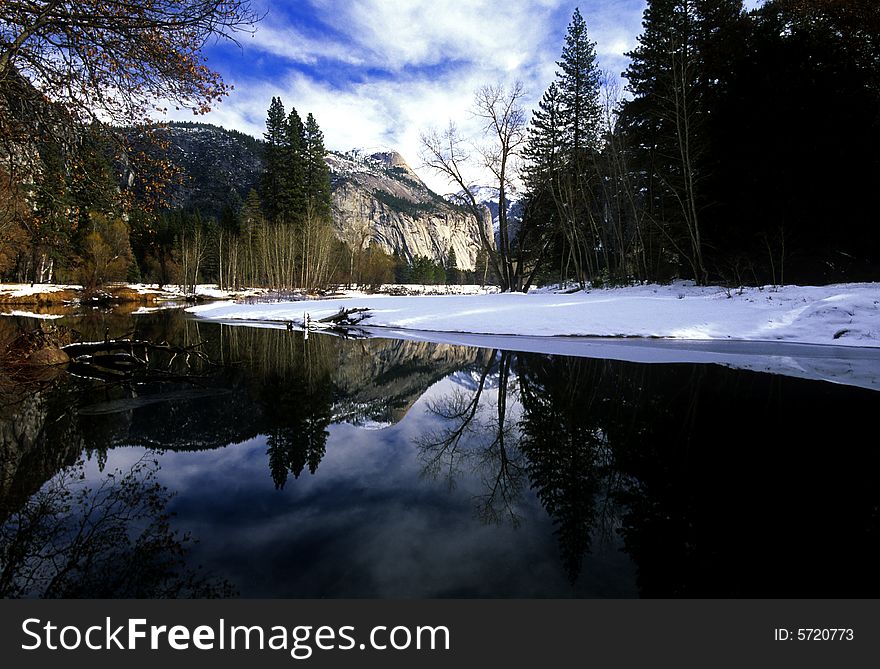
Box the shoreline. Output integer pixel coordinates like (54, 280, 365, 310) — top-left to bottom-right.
(187, 282, 880, 349)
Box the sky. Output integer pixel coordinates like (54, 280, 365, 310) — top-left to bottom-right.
(170, 0, 759, 194)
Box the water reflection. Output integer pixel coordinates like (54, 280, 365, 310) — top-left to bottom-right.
(415, 348, 880, 596)
(418, 351, 526, 526)
(0, 453, 233, 598)
(1, 311, 879, 597)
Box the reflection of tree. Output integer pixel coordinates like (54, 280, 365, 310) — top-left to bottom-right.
(417, 352, 526, 525)
(609, 365, 707, 597)
(260, 371, 332, 490)
(419, 351, 632, 584)
(0, 454, 234, 597)
(518, 355, 623, 583)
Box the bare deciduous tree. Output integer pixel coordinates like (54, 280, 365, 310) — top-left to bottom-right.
(0, 0, 259, 126)
(420, 81, 529, 291)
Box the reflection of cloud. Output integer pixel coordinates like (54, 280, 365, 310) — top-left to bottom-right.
(95, 376, 636, 597)
(162, 1, 648, 193)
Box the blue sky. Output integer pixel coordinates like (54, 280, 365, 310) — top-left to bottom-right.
(174, 0, 758, 192)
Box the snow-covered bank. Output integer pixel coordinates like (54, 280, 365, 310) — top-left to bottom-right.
(0, 310, 65, 320)
(187, 282, 880, 348)
(127, 283, 273, 300)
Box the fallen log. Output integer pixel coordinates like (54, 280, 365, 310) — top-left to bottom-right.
(314, 307, 371, 326)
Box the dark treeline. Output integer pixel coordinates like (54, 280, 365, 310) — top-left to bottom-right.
(515, 0, 879, 288)
(136, 99, 347, 293)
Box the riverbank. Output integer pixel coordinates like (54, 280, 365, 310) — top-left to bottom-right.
(0, 283, 271, 315)
(188, 282, 880, 348)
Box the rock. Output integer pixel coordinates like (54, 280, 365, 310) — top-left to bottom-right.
(26, 347, 70, 365)
(154, 123, 492, 269)
(4, 324, 80, 361)
(329, 151, 493, 270)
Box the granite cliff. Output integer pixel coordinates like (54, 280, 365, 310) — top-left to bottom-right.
(328, 150, 493, 270)
(159, 124, 491, 270)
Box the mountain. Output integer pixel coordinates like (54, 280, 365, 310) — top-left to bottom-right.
(158, 122, 264, 217)
(329, 150, 493, 270)
(452, 185, 524, 245)
(159, 123, 491, 269)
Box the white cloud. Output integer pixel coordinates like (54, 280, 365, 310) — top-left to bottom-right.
(246, 24, 367, 66)
(167, 1, 650, 193)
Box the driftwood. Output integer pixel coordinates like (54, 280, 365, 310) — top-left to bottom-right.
(313, 307, 371, 326)
(293, 307, 372, 339)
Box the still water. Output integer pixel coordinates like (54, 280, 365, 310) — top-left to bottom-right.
(1, 309, 878, 598)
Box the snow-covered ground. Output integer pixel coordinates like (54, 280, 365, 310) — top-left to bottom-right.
(188, 282, 880, 348)
(187, 282, 880, 391)
(335, 284, 498, 297)
(0, 283, 80, 297)
(0, 310, 65, 320)
(127, 284, 273, 300)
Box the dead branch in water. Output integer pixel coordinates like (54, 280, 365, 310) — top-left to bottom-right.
(62, 338, 213, 381)
(315, 307, 371, 326)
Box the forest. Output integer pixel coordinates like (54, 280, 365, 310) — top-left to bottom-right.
(0, 0, 877, 292)
(427, 0, 879, 290)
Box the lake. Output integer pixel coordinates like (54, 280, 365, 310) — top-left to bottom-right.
(1, 308, 879, 598)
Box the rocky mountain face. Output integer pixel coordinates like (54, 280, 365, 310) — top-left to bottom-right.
(454, 185, 525, 247)
(329, 150, 493, 270)
(331, 337, 494, 427)
(160, 123, 491, 270)
(158, 122, 265, 218)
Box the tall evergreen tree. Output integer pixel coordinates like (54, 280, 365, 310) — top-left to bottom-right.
(523, 82, 564, 192)
(303, 113, 332, 219)
(262, 97, 287, 224)
(284, 106, 307, 221)
(556, 7, 603, 156)
(550, 8, 607, 286)
(522, 82, 564, 284)
(445, 245, 459, 284)
(621, 0, 709, 283)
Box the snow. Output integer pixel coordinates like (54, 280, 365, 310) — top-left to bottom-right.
(185, 282, 880, 390)
(128, 284, 273, 300)
(188, 282, 880, 348)
(334, 284, 498, 297)
(0, 310, 65, 320)
(0, 283, 79, 297)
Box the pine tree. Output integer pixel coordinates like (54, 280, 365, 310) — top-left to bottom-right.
(556, 8, 602, 156)
(262, 97, 287, 224)
(536, 8, 607, 287)
(303, 113, 332, 219)
(284, 106, 307, 221)
(523, 82, 564, 192)
(446, 245, 459, 284)
(521, 83, 568, 288)
(445, 246, 457, 271)
(241, 188, 264, 286)
(621, 0, 709, 283)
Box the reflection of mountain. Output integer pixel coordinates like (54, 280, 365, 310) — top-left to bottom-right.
(1, 314, 488, 520)
(333, 338, 493, 426)
(103, 334, 484, 449)
(0, 387, 85, 523)
(0, 312, 488, 454)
